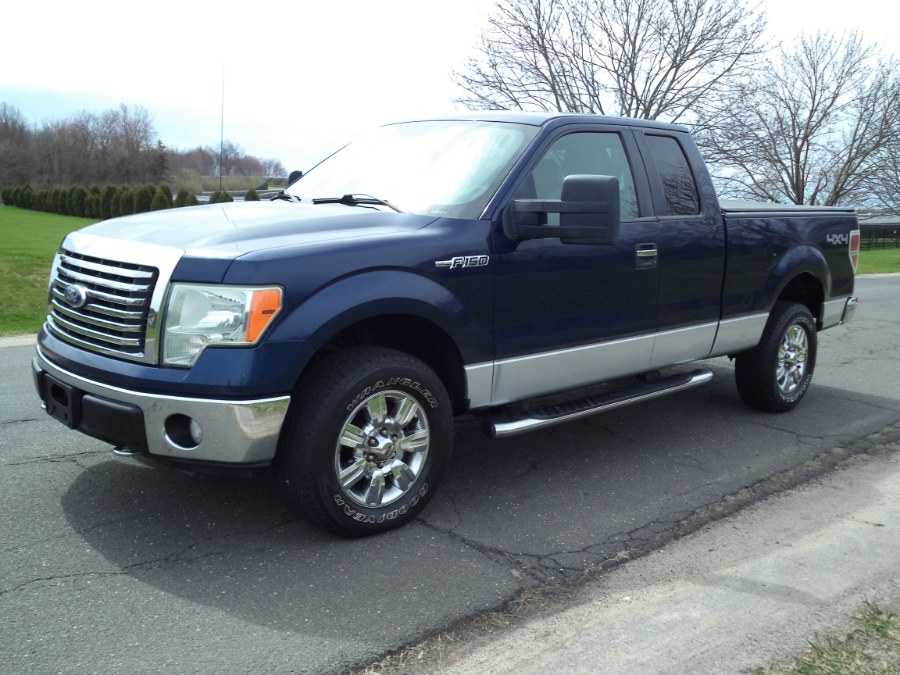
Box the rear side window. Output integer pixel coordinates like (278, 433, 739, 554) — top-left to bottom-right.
(645, 135, 700, 216)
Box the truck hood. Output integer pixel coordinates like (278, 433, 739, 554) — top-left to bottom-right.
(79, 201, 435, 255)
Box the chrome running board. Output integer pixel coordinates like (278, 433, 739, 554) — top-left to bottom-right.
(486, 369, 714, 438)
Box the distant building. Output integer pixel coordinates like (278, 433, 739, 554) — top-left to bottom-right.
(858, 212, 900, 249)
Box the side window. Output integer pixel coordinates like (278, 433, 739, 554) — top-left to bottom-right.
(518, 132, 639, 222)
(644, 134, 700, 216)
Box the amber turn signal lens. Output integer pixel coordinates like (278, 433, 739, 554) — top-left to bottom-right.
(247, 288, 283, 343)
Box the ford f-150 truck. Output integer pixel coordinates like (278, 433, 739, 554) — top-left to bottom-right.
(32, 113, 860, 535)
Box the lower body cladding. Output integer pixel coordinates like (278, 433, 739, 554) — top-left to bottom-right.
(32, 348, 290, 468)
(464, 295, 858, 409)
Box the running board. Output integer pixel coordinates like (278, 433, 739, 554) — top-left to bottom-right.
(486, 368, 714, 438)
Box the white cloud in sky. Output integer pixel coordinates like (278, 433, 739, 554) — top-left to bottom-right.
(1, 0, 895, 172)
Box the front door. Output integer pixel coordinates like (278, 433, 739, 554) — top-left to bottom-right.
(491, 127, 660, 404)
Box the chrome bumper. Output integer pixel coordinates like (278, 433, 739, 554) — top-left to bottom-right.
(841, 296, 859, 324)
(33, 348, 290, 464)
(821, 295, 859, 329)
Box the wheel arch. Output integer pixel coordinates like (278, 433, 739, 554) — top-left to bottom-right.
(770, 245, 829, 327)
(270, 270, 479, 415)
(777, 271, 825, 327)
(308, 313, 469, 414)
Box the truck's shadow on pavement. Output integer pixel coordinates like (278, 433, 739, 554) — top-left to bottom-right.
(58, 455, 522, 648)
(59, 364, 900, 650)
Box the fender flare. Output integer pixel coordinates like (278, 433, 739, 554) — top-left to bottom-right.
(766, 244, 830, 312)
(267, 269, 487, 364)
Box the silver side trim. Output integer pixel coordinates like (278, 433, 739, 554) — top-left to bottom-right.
(649, 322, 718, 369)
(464, 362, 494, 409)
(490, 333, 655, 406)
(34, 347, 290, 464)
(708, 313, 769, 357)
(466, 321, 743, 409)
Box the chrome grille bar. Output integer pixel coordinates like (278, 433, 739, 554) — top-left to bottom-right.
(48, 313, 144, 348)
(55, 266, 153, 293)
(50, 300, 145, 334)
(51, 285, 147, 307)
(50, 288, 145, 319)
(59, 253, 156, 280)
(47, 246, 158, 359)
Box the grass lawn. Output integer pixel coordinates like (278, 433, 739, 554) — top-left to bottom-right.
(757, 601, 900, 673)
(0, 205, 96, 336)
(0, 205, 898, 337)
(858, 247, 900, 274)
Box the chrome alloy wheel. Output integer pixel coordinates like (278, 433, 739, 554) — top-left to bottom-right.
(776, 323, 809, 395)
(334, 390, 430, 508)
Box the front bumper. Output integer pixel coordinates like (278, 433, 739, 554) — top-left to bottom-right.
(33, 347, 291, 466)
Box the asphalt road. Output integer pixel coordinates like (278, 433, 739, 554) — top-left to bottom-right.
(1, 276, 898, 674)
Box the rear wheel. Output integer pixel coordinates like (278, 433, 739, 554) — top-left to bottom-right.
(278, 347, 452, 536)
(735, 301, 817, 412)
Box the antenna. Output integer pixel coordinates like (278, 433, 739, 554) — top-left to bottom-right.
(219, 64, 225, 192)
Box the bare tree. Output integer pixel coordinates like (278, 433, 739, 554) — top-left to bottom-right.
(454, 0, 589, 113)
(0, 103, 31, 185)
(1, 101, 286, 190)
(697, 32, 900, 206)
(867, 136, 900, 214)
(262, 158, 287, 178)
(453, 0, 767, 122)
(113, 104, 158, 183)
(65, 111, 101, 184)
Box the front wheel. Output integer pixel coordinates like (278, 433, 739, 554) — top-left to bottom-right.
(278, 347, 452, 536)
(735, 301, 818, 412)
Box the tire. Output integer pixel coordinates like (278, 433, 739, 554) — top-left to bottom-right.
(735, 301, 818, 412)
(278, 346, 452, 536)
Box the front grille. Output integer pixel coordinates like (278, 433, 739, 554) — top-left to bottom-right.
(47, 248, 158, 360)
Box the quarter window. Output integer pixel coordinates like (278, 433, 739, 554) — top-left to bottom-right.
(644, 135, 700, 216)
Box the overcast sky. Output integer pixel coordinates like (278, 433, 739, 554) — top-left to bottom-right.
(1, 0, 896, 173)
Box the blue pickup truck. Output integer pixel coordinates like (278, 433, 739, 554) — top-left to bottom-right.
(33, 113, 860, 535)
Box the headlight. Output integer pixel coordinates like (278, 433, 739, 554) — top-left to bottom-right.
(163, 284, 282, 366)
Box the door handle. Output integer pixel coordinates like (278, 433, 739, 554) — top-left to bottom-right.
(635, 243, 658, 269)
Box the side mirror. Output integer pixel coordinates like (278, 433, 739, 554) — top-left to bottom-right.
(504, 174, 621, 245)
(287, 170, 303, 186)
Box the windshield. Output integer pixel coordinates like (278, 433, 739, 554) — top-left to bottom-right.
(286, 120, 540, 219)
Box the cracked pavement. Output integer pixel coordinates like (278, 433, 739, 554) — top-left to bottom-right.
(2, 276, 899, 674)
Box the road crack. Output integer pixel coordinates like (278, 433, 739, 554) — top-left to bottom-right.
(1, 516, 306, 597)
(2, 448, 110, 468)
(0, 417, 43, 425)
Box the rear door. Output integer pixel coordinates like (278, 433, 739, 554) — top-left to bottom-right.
(633, 130, 725, 367)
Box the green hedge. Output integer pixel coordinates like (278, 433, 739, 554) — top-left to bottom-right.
(0, 183, 201, 218)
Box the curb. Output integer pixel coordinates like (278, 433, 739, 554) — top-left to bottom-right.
(0, 334, 37, 348)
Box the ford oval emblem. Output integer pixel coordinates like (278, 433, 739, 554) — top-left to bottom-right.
(64, 284, 89, 309)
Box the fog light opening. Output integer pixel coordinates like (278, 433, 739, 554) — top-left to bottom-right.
(164, 414, 202, 450)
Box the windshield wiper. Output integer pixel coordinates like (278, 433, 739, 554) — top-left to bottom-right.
(311, 194, 402, 212)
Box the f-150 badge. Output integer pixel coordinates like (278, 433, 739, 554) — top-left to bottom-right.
(435, 255, 490, 270)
